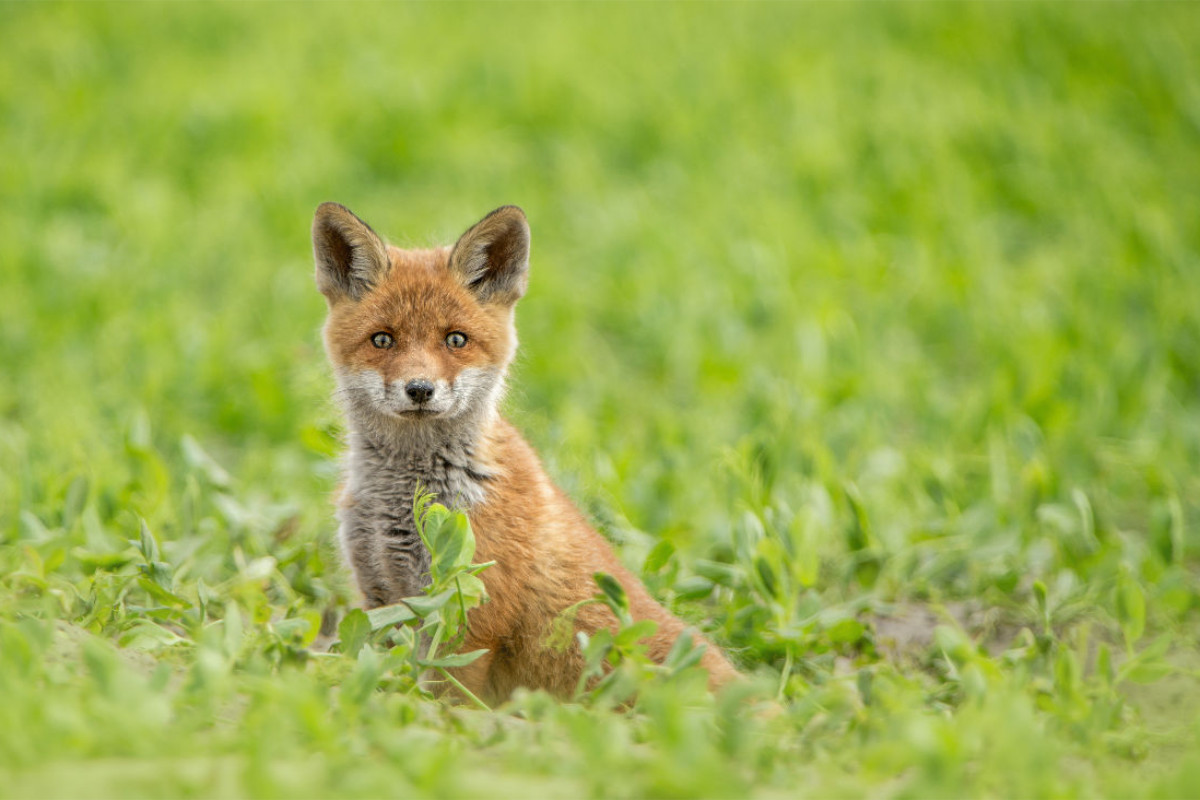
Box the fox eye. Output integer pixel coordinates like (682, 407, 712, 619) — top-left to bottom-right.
(445, 331, 468, 349)
(370, 332, 394, 349)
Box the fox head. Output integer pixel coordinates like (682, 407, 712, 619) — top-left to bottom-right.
(313, 203, 530, 436)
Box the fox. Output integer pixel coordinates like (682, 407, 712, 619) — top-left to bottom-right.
(312, 202, 738, 704)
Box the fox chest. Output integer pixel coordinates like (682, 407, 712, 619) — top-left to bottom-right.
(338, 446, 487, 606)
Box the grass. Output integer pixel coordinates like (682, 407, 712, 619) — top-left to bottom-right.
(2, 1, 1200, 797)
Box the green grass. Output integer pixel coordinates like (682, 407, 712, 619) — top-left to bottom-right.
(3, 1, 1200, 796)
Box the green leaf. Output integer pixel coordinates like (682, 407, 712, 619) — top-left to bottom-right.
(693, 560, 740, 587)
(62, 475, 89, 529)
(643, 540, 675, 574)
(136, 576, 191, 608)
(445, 512, 476, 569)
(416, 497, 479, 585)
(664, 629, 707, 673)
(854, 555, 881, 589)
(843, 483, 872, 552)
(754, 555, 779, 598)
(342, 646, 384, 707)
(1032, 579, 1051, 632)
(338, 608, 373, 657)
(613, 619, 658, 649)
(181, 434, 233, 489)
(196, 579, 214, 622)
(139, 559, 174, 590)
(19, 511, 51, 543)
(1116, 634, 1172, 686)
(593, 572, 629, 622)
(1114, 571, 1146, 647)
(1121, 661, 1174, 685)
(272, 617, 311, 642)
(673, 576, 715, 601)
(137, 518, 159, 563)
(404, 588, 456, 618)
(790, 515, 820, 588)
(118, 619, 186, 651)
(453, 573, 487, 604)
(73, 548, 137, 571)
(576, 629, 615, 697)
(417, 501, 450, 550)
(934, 625, 974, 665)
(826, 617, 865, 645)
(419, 649, 489, 669)
(367, 603, 417, 630)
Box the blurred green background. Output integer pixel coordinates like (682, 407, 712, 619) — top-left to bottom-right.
(2, 2, 1199, 797)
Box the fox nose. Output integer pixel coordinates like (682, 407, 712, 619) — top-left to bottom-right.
(405, 379, 435, 404)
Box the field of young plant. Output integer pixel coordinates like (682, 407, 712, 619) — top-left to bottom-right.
(2, 2, 1199, 797)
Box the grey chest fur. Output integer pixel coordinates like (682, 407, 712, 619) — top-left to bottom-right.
(338, 431, 489, 608)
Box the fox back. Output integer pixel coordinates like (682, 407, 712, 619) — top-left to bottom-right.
(313, 203, 738, 702)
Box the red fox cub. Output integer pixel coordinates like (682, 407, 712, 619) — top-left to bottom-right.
(312, 203, 737, 703)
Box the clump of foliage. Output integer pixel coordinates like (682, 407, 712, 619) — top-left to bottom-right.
(335, 491, 493, 708)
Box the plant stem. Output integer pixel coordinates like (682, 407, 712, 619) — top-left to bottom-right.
(778, 647, 794, 701)
(426, 622, 444, 662)
(437, 667, 491, 711)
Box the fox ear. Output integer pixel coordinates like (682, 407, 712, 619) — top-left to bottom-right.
(312, 202, 390, 302)
(448, 206, 530, 306)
